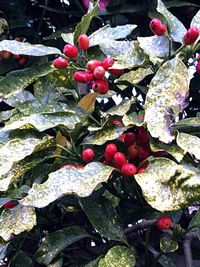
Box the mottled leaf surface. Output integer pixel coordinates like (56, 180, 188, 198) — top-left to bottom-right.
(22, 163, 114, 208)
(99, 246, 136, 267)
(0, 205, 36, 241)
(0, 63, 54, 99)
(101, 99, 132, 117)
(117, 68, 153, 85)
(0, 40, 61, 56)
(160, 237, 178, 253)
(172, 117, 200, 133)
(191, 10, 200, 29)
(61, 32, 74, 44)
(156, 0, 187, 43)
(48, 258, 63, 267)
(177, 132, 200, 160)
(89, 24, 137, 47)
(34, 226, 90, 265)
(144, 57, 189, 143)
(122, 112, 143, 127)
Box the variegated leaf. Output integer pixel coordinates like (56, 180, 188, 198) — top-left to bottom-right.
(101, 99, 132, 117)
(117, 68, 153, 85)
(191, 10, 200, 29)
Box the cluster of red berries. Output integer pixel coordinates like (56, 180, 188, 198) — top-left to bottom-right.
(53, 34, 124, 94)
(156, 215, 173, 230)
(0, 37, 28, 65)
(149, 18, 167, 36)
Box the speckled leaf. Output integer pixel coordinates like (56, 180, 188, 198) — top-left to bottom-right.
(135, 157, 200, 211)
(82, 126, 125, 145)
(21, 163, 114, 208)
(0, 109, 18, 123)
(117, 68, 153, 85)
(34, 226, 90, 265)
(101, 99, 132, 117)
(9, 251, 32, 267)
(160, 237, 178, 253)
(138, 36, 169, 58)
(79, 196, 126, 242)
(176, 132, 200, 160)
(144, 57, 189, 143)
(99, 246, 136, 267)
(172, 117, 200, 133)
(156, 0, 187, 43)
(48, 258, 63, 267)
(0, 205, 36, 241)
(74, 2, 99, 44)
(100, 41, 145, 69)
(0, 63, 54, 100)
(191, 10, 200, 29)
(122, 112, 144, 127)
(2, 111, 82, 132)
(89, 24, 137, 47)
(0, 40, 61, 56)
(77, 93, 98, 113)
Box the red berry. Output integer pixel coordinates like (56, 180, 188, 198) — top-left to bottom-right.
(92, 79, 109, 94)
(94, 66, 106, 79)
(12, 54, 21, 59)
(119, 133, 126, 142)
(82, 148, 95, 162)
(53, 57, 69, 69)
(85, 72, 95, 82)
(149, 18, 167, 36)
(63, 44, 78, 58)
(105, 143, 118, 160)
(2, 51, 11, 59)
(137, 129, 149, 147)
(156, 215, 173, 230)
(121, 163, 137, 176)
(128, 144, 139, 161)
(73, 71, 87, 83)
(109, 69, 124, 76)
(196, 62, 200, 74)
(113, 152, 127, 169)
(112, 120, 122, 126)
(60, 164, 75, 169)
(78, 34, 89, 51)
(18, 58, 26, 65)
(183, 27, 199, 45)
(124, 132, 136, 148)
(3, 201, 18, 209)
(86, 60, 101, 71)
(137, 167, 146, 174)
(138, 147, 150, 161)
(76, 165, 84, 169)
(101, 57, 115, 70)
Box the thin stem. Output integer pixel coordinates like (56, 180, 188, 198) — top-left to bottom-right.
(89, 114, 101, 127)
(183, 234, 193, 267)
(35, 0, 49, 42)
(145, 227, 151, 265)
(56, 144, 75, 157)
(125, 219, 156, 235)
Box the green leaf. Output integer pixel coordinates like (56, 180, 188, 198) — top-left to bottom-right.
(117, 68, 153, 85)
(122, 112, 144, 127)
(0, 205, 36, 241)
(188, 210, 200, 230)
(135, 157, 200, 211)
(156, 0, 187, 43)
(61, 32, 74, 45)
(100, 40, 145, 69)
(82, 125, 125, 145)
(21, 162, 114, 208)
(9, 251, 32, 267)
(172, 117, 200, 134)
(34, 226, 90, 265)
(138, 36, 169, 58)
(165, 1, 200, 8)
(74, 2, 99, 44)
(144, 57, 189, 143)
(176, 132, 200, 160)
(101, 99, 132, 117)
(89, 24, 137, 47)
(160, 236, 179, 253)
(84, 256, 102, 267)
(0, 63, 55, 100)
(99, 246, 136, 267)
(0, 18, 9, 41)
(191, 10, 200, 29)
(0, 109, 18, 123)
(79, 195, 126, 242)
(0, 40, 61, 56)
(48, 258, 63, 267)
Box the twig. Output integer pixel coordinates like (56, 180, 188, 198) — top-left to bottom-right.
(125, 219, 156, 235)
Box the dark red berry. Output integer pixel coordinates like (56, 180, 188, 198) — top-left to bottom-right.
(18, 58, 26, 65)
(2, 51, 11, 59)
(138, 147, 150, 161)
(121, 163, 137, 176)
(137, 129, 149, 147)
(183, 27, 199, 45)
(119, 133, 126, 142)
(82, 148, 95, 162)
(196, 62, 200, 74)
(109, 69, 124, 76)
(73, 71, 87, 83)
(12, 54, 21, 59)
(113, 152, 127, 169)
(156, 215, 173, 230)
(63, 44, 78, 58)
(124, 132, 136, 148)
(92, 79, 109, 94)
(53, 57, 69, 69)
(128, 144, 139, 161)
(78, 34, 89, 51)
(94, 66, 105, 79)
(101, 57, 115, 70)
(3, 201, 18, 209)
(86, 60, 101, 71)
(105, 143, 118, 160)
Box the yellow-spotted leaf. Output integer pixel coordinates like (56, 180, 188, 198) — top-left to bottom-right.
(160, 236, 179, 253)
(21, 163, 114, 208)
(99, 246, 136, 267)
(122, 112, 144, 127)
(176, 132, 200, 160)
(0, 205, 36, 241)
(144, 57, 189, 143)
(101, 99, 132, 117)
(117, 68, 153, 85)
(172, 117, 200, 134)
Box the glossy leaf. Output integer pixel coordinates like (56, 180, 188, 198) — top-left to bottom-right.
(82, 125, 125, 145)
(99, 246, 136, 267)
(22, 162, 114, 208)
(117, 68, 153, 85)
(144, 57, 189, 143)
(160, 236, 179, 253)
(135, 157, 200, 211)
(172, 117, 200, 133)
(188, 210, 200, 230)
(0, 205, 36, 241)
(9, 251, 32, 267)
(191, 10, 200, 29)
(101, 99, 132, 116)
(0, 63, 55, 100)
(176, 132, 200, 160)
(74, 2, 99, 44)
(156, 0, 187, 43)
(89, 24, 137, 47)
(0, 40, 61, 56)
(100, 40, 145, 69)
(34, 226, 90, 265)
(79, 195, 126, 242)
